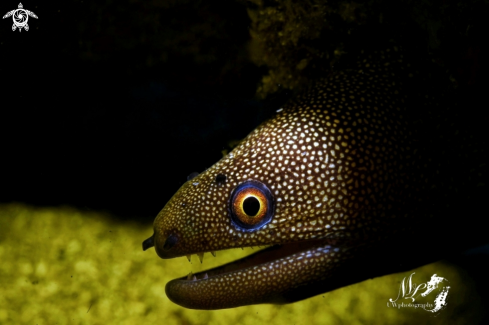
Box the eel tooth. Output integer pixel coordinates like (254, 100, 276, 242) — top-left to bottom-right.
(197, 252, 204, 263)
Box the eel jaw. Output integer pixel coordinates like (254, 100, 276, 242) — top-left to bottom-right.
(163, 230, 478, 310)
(164, 239, 354, 310)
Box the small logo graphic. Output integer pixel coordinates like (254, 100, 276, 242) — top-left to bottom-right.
(387, 272, 450, 313)
(3, 3, 38, 32)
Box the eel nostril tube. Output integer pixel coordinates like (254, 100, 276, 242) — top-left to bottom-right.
(142, 233, 155, 251)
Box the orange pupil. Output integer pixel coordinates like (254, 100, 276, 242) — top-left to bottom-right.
(233, 189, 267, 226)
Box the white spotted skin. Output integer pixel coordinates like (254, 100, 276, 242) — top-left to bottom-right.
(153, 48, 421, 259)
(151, 46, 487, 309)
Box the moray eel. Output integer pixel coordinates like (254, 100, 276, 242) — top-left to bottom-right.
(142, 41, 486, 309)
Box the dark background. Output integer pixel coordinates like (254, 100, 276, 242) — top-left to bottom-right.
(1, 0, 488, 226)
(0, 1, 284, 223)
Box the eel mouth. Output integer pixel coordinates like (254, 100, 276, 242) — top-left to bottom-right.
(151, 231, 460, 310)
(164, 239, 346, 309)
(174, 240, 327, 281)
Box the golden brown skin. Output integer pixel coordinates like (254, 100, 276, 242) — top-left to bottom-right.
(144, 44, 487, 309)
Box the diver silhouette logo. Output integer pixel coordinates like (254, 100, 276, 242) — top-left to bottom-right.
(387, 272, 450, 313)
(3, 3, 38, 32)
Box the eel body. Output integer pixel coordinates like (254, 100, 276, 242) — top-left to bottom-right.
(143, 41, 486, 309)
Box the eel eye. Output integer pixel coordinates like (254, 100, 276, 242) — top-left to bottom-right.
(230, 180, 274, 230)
